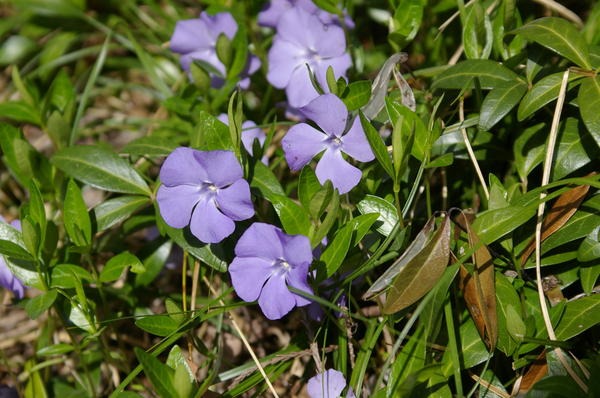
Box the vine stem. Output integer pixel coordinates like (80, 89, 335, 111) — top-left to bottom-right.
(202, 276, 280, 398)
(459, 97, 490, 201)
(535, 69, 588, 393)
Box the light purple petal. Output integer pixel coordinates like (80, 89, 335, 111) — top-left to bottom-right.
(300, 94, 348, 137)
(157, 184, 201, 228)
(189, 198, 234, 243)
(246, 54, 262, 75)
(307, 369, 347, 398)
(278, 232, 313, 268)
(286, 262, 313, 307)
(241, 120, 266, 155)
(159, 147, 208, 187)
(286, 65, 321, 108)
(276, 7, 331, 51)
(258, 274, 296, 319)
(10, 220, 21, 231)
(267, 38, 306, 89)
(180, 48, 225, 76)
(312, 23, 347, 58)
(235, 222, 284, 260)
(341, 117, 375, 162)
(194, 150, 243, 187)
(0, 260, 24, 299)
(258, 0, 294, 27)
(199, 12, 238, 40)
(229, 256, 276, 302)
(314, 53, 352, 89)
(315, 149, 362, 194)
(215, 179, 254, 221)
(282, 123, 327, 170)
(346, 386, 356, 398)
(170, 18, 212, 54)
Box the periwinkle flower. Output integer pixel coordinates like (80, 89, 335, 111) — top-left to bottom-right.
(267, 6, 351, 108)
(282, 94, 374, 194)
(170, 11, 260, 89)
(216, 114, 266, 158)
(307, 369, 356, 398)
(157, 148, 254, 244)
(258, 0, 355, 29)
(0, 217, 25, 299)
(228, 223, 313, 320)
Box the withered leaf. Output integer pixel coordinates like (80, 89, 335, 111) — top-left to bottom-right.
(518, 351, 548, 393)
(456, 211, 498, 350)
(362, 216, 436, 301)
(520, 179, 592, 265)
(381, 215, 451, 314)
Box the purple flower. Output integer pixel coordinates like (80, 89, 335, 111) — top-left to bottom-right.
(228, 223, 313, 320)
(0, 217, 25, 299)
(267, 7, 352, 108)
(157, 148, 254, 244)
(170, 12, 260, 89)
(258, 0, 355, 29)
(216, 114, 266, 159)
(307, 369, 356, 398)
(282, 94, 374, 194)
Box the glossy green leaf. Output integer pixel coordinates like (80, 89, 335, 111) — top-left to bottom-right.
(93, 195, 149, 231)
(342, 80, 372, 110)
(512, 17, 591, 69)
(321, 222, 354, 277)
(51, 264, 92, 289)
(121, 136, 178, 156)
(135, 240, 173, 286)
(135, 315, 179, 337)
(513, 123, 546, 180)
(24, 290, 58, 320)
(551, 118, 593, 180)
(134, 348, 177, 398)
(473, 201, 538, 244)
(0, 101, 41, 124)
(479, 81, 527, 130)
(578, 237, 600, 262)
(249, 160, 285, 202)
(555, 294, 600, 340)
(163, 224, 227, 272)
(100, 252, 144, 282)
(0, 220, 33, 260)
(432, 60, 520, 90)
(298, 166, 321, 211)
(578, 76, 600, 148)
(52, 146, 150, 196)
(518, 73, 582, 121)
(357, 195, 398, 237)
(271, 194, 312, 236)
(191, 111, 233, 151)
(463, 3, 492, 60)
(360, 112, 394, 179)
(36, 343, 74, 357)
(64, 179, 91, 246)
(385, 98, 427, 160)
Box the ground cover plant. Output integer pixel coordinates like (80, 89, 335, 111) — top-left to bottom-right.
(0, 0, 599, 397)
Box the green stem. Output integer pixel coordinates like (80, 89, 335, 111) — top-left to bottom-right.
(444, 297, 464, 397)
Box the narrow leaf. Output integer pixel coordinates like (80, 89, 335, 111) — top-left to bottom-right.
(360, 112, 394, 178)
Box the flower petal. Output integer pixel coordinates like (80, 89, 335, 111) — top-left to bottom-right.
(307, 369, 347, 398)
(267, 38, 306, 89)
(170, 18, 212, 54)
(229, 256, 276, 302)
(313, 23, 347, 58)
(258, 0, 294, 28)
(180, 48, 225, 75)
(159, 147, 208, 186)
(278, 232, 313, 268)
(235, 222, 284, 260)
(285, 66, 320, 108)
(314, 53, 352, 89)
(286, 262, 313, 307)
(258, 274, 296, 319)
(0, 260, 24, 299)
(315, 149, 362, 194)
(241, 120, 266, 155)
(216, 179, 254, 221)
(341, 117, 375, 162)
(194, 150, 243, 187)
(300, 94, 348, 137)
(282, 123, 327, 170)
(189, 198, 234, 243)
(157, 184, 201, 228)
(199, 12, 238, 40)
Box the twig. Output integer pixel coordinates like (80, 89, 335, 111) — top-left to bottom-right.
(202, 276, 280, 398)
(535, 69, 588, 393)
(532, 0, 583, 27)
(470, 373, 511, 398)
(459, 97, 490, 201)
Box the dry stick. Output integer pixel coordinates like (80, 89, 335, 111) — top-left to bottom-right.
(459, 98, 490, 201)
(535, 69, 588, 393)
(202, 275, 281, 398)
(532, 0, 583, 27)
(188, 259, 201, 363)
(469, 373, 511, 398)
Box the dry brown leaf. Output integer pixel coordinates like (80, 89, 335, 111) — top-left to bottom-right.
(520, 178, 593, 265)
(456, 211, 498, 350)
(519, 351, 548, 393)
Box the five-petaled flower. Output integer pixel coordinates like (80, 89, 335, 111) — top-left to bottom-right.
(157, 148, 254, 244)
(258, 0, 355, 29)
(282, 94, 374, 194)
(170, 11, 260, 89)
(267, 6, 351, 108)
(228, 222, 313, 320)
(0, 217, 25, 299)
(307, 369, 356, 398)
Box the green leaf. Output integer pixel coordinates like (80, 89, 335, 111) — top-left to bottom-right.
(580, 261, 600, 295)
(64, 179, 91, 246)
(308, 181, 334, 220)
(513, 123, 546, 181)
(191, 111, 234, 152)
(551, 118, 593, 180)
(0, 221, 33, 260)
(426, 153, 454, 168)
(357, 195, 398, 236)
(442, 316, 488, 371)
(505, 304, 526, 343)
(36, 343, 74, 357)
(271, 195, 312, 236)
(249, 161, 286, 202)
(385, 98, 428, 160)
(321, 223, 354, 277)
(360, 112, 394, 179)
(578, 237, 600, 262)
(342, 80, 371, 110)
(578, 76, 600, 148)
(100, 252, 144, 282)
(134, 348, 177, 398)
(517, 73, 582, 121)
(163, 224, 227, 272)
(298, 166, 321, 211)
(0, 101, 41, 124)
(51, 145, 150, 196)
(27, 179, 46, 243)
(48, 69, 75, 113)
(165, 299, 185, 324)
(51, 264, 92, 289)
(555, 294, 600, 340)
(432, 60, 520, 90)
(463, 3, 492, 60)
(166, 345, 195, 383)
(512, 17, 591, 69)
(228, 24, 249, 79)
(135, 240, 173, 286)
(216, 33, 233, 68)
(121, 136, 178, 157)
(478, 81, 527, 130)
(135, 315, 179, 337)
(24, 290, 58, 320)
(93, 195, 149, 231)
